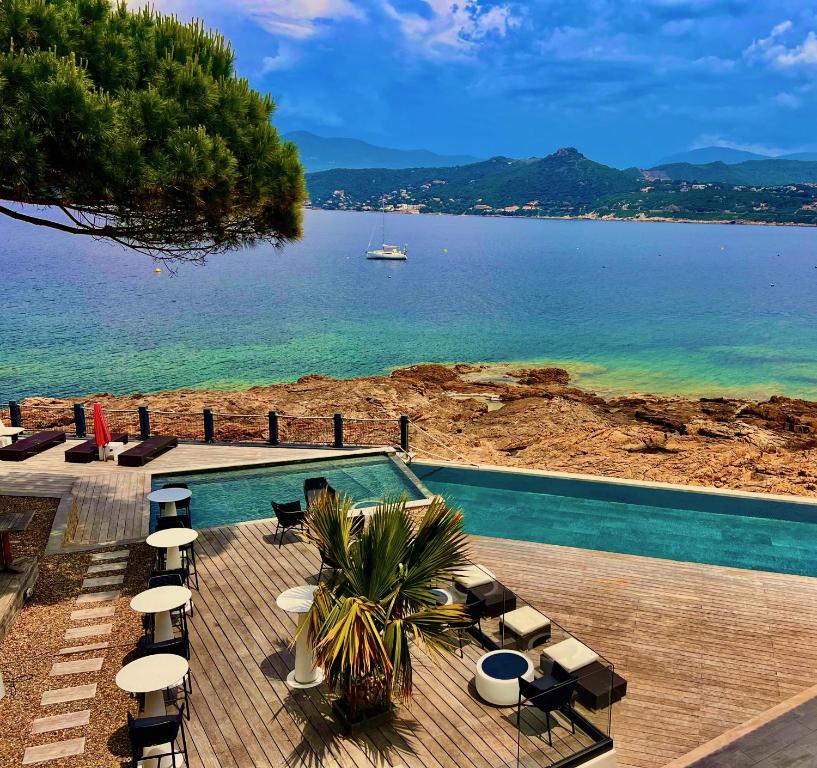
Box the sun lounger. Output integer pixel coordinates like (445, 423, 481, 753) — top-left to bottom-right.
(118, 435, 178, 466)
(65, 433, 129, 463)
(0, 430, 66, 461)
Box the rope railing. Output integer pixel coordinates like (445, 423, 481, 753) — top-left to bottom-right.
(7, 399, 411, 451)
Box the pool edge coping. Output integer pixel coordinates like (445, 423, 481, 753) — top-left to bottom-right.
(411, 458, 817, 508)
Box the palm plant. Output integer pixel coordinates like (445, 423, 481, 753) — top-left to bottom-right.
(300, 492, 471, 727)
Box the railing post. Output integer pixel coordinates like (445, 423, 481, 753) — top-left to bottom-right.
(333, 413, 344, 448)
(8, 401, 21, 428)
(73, 403, 86, 438)
(268, 411, 279, 446)
(203, 408, 214, 443)
(138, 406, 150, 440)
(399, 415, 410, 452)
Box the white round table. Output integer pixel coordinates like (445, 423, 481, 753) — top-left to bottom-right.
(276, 585, 323, 688)
(147, 488, 191, 517)
(131, 586, 192, 642)
(147, 528, 198, 571)
(475, 649, 535, 706)
(116, 654, 189, 767)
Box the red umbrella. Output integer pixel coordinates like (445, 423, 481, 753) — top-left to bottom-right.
(93, 402, 111, 448)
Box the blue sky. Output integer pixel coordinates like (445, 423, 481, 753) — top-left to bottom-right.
(144, 1, 817, 167)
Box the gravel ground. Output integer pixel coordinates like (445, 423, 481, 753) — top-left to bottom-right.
(0, 496, 153, 768)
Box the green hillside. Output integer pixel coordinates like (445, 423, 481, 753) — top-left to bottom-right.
(649, 159, 817, 186)
(305, 147, 817, 225)
(306, 148, 640, 215)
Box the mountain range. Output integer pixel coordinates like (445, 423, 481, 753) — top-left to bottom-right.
(305, 147, 817, 225)
(646, 159, 817, 187)
(658, 146, 817, 165)
(284, 131, 480, 172)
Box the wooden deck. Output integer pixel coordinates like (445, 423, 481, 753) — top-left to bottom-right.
(470, 535, 817, 768)
(0, 441, 392, 549)
(182, 522, 817, 768)
(184, 520, 603, 768)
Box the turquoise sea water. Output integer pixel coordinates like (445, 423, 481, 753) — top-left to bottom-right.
(418, 463, 817, 576)
(151, 455, 425, 530)
(3, 209, 817, 400)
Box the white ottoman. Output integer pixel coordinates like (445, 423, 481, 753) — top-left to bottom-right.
(500, 606, 551, 649)
(454, 564, 495, 591)
(542, 638, 598, 673)
(475, 649, 534, 706)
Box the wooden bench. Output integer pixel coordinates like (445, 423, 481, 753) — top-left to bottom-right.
(0, 431, 66, 461)
(118, 435, 178, 467)
(64, 433, 129, 464)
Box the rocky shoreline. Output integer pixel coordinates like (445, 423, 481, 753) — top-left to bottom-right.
(24, 363, 817, 497)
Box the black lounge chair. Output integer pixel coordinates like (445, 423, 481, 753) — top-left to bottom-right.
(516, 675, 578, 747)
(64, 433, 128, 463)
(271, 500, 305, 547)
(118, 435, 178, 466)
(304, 477, 337, 509)
(127, 705, 189, 768)
(0, 430, 66, 461)
(140, 633, 193, 718)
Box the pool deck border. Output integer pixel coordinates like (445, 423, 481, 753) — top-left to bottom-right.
(411, 457, 817, 508)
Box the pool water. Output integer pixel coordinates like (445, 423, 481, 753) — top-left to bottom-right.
(416, 463, 817, 577)
(152, 455, 426, 530)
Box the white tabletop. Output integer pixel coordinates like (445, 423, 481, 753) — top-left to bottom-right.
(147, 488, 192, 504)
(0, 426, 24, 436)
(130, 585, 192, 614)
(146, 529, 199, 549)
(276, 584, 318, 613)
(116, 654, 190, 694)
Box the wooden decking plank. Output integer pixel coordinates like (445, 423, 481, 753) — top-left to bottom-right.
(208, 523, 391, 768)
(194, 530, 363, 768)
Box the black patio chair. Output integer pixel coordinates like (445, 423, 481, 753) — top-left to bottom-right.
(146, 567, 192, 629)
(127, 705, 188, 768)
(450, 598, 485, 657)
(141, 633, 192, 718)
(160, 481, 191, 516)
(271, 500, 305, 547)
(516, 675, 578, 747)
(155, 514, 199, 590)
(304, 477, 337, 509)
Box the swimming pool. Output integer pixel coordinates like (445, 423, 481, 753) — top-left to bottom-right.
(415, 462, 817, 577)
(153, 455, 427, 529)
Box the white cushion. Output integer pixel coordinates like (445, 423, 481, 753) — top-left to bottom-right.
(0, 436, 10, 448)
(501, 606, 551, 636)
(454, 564, 495, 590)
(543, 638, 598, 673)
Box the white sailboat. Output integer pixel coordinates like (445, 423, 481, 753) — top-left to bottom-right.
(366, 203, 407, 260)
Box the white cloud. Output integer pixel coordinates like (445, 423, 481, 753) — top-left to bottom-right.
(261, 42, 300, 73)
(128, 0, 365, 39)
(744, 20, 817, 70)
(774, 90, 801, 108)
(383, 0, 521, 58)
(776, 31, 817, 68)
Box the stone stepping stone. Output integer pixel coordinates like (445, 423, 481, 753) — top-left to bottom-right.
(81, 574, 124, 589)
(75, 590, 120, 604)
(64, 623, 112, 640)
(70, 606, 115, 621)
(49, 657, 103, 676)
(57, 641, 110, 656)
(22, 737, 85, 764)
(41, 684, 97, 706)
(86, 562, 126, 574)
(31, 709, 91, 734)
(90, 549, 129, 562)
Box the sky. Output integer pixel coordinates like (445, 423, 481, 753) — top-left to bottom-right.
(139, 1, 817, 167)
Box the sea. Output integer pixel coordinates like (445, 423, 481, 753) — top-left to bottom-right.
(2, 208, 816, 401)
